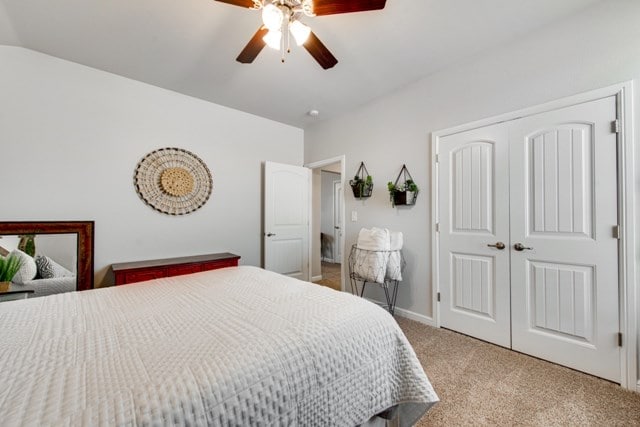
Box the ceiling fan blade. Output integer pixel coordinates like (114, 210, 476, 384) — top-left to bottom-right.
(311, 0, 386, 16)
(214, 0, 256, 8)
(236, 27, 269, 64)
(303, 31, 338, 69)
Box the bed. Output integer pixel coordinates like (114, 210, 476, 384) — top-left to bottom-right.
(0, 266, 438, 426)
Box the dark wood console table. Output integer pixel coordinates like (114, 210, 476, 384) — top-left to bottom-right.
(112, 252, 240, 285)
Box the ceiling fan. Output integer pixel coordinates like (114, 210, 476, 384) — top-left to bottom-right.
(215, 0, 387, 69)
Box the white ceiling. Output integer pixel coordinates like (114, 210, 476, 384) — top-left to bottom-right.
(0, 0, 602, 128)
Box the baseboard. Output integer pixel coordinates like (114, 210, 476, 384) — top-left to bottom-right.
(311, 275, 323, 282)
(363, 297, 436, 327)
(637, 380, 640, 392)
(393, 307, 436, 327)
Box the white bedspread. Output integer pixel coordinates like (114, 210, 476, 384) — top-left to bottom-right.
(0, 266, 438, 426)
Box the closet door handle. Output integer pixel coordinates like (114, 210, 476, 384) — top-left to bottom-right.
(514, 243, 533, 251)
(487, 242, 506, 250)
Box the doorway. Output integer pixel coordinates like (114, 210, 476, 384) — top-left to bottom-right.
(306, 156, 346, 292)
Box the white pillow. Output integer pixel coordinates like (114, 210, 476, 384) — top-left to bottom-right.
(35, 255, 74, 279)
(10, 249, 37, 284)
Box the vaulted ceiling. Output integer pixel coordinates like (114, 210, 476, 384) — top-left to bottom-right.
(0, 0, 602, 127)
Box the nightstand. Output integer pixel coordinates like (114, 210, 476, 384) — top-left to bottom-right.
(0, 286, 34, 302)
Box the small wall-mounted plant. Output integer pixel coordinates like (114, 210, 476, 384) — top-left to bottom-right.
(350, 162, 373, 199)
(388, 164, 419, 207)
(18, 234, 36, 257)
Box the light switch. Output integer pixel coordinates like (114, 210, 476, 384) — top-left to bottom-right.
(351, 211, 358, 222)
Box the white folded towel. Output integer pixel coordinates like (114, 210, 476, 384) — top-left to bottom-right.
(386, 231, 404, 281)
(389, 231, 403, 251)
(354, 227, 391, 283)
(354, 228, 405, 283)
(357, 227, 391, 251)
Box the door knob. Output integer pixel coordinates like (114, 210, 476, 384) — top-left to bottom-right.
(334, 226, 340, 229)
(487, 242, 506, 250)
(514, 243, 533, 251)
(266, 232, 276, 237)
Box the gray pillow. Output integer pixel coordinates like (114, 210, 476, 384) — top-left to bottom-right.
(10, 249, 37, 284)
(35, 255, 74, 279)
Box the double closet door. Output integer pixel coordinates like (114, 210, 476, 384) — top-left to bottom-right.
(438, 96, 620, 382)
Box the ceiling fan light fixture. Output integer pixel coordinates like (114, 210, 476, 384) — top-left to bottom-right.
(263, 29, 282, 50)
(289, 19, 311, 46)
(262, 3, 283, 31)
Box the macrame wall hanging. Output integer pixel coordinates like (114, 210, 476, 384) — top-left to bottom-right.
(134, 147, 212, 215)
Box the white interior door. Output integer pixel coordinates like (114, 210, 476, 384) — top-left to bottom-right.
(264, 161, 310, 281)
(333, 180, 342, 263)
(509, 96, 620, 382)
(438, 123, 512, 347)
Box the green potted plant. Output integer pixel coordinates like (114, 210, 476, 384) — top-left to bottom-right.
(405, 179, 419, 205)
(389, 165, 419, 207)
(18, 234, 36, 257)
(0, 254, 23, 292)
(350, 163, 374, 199)
(350, 175, 374, 198)
(387, 181, 403, 206)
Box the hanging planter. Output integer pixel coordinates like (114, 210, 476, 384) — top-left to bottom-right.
(388, 164, 419, 207)
(349, 162, 373, 199)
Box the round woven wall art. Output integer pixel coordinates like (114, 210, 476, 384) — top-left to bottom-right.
(134, 147, 212, 215)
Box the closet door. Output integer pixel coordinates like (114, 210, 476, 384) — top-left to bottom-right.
(508, 96, 620, 382)
(438, 123, 511, 347)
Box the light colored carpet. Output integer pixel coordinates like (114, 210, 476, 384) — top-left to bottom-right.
(396, 317, 640, 426)
(313, 261, 341, 291)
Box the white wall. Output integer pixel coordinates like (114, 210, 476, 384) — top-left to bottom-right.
(305, 0, 640, 333)
(0, 46, 304, 286)
(0, 236, 20, 255)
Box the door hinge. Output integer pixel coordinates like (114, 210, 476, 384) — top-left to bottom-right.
(435, 223, 440, 232)
(611, 119, 620, 133)
(613, 225, 621, 239)
(437, 292, 441, 302)
(617, 332, 623, 347)
(435, 154, 439, 163)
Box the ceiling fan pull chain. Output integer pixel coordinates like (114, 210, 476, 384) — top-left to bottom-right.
(281, 24, 285, 63)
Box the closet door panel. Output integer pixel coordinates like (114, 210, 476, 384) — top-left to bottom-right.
(438, 123, 511, 347)
(509, 96, 620, 382)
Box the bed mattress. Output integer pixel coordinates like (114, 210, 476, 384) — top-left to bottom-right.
(0, 266, 438, 426)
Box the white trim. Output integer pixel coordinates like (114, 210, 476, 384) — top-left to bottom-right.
(305, 155, 347, 292)
(431, 81, 637, 390)
(617, 81, 637, 391)
(332, 179, 342, 263)
(431, 134, 440, 329)
(433, 82, 631, 138)
(311, 275, 323, 282)
(361, 297, 437, 327)
(394, 307, 436, 327)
